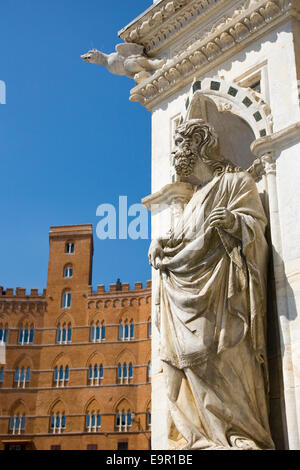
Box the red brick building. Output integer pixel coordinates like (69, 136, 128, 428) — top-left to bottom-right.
(0, 225, 151, 450)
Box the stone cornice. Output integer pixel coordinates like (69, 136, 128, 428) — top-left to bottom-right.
(251, 121, 300, 157)
(142, 182, 195, 210)
(128, 0, 297, 110)
(119, 0, 230, 56)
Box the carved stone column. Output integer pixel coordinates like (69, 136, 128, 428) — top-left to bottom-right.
(252, 125, 300, 449)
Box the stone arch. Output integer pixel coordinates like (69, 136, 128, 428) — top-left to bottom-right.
(89, 311, 105, 324)
(48, 398, 67, 415)
(85, 351, 106, 368)
(16, 314, 35, 329)
(115, 348, 137, 365)
(56, 311, 74, 327)
(51, 352, 72, 369)
(13, 354, 34, 370)
(186, 77, 272, 140)
(129, 298, 138, 307)
(114, 396, 134, 413)
(9, 399, 27, 415)
(96, 300, 103, 309)
(85, 397, 101, 414)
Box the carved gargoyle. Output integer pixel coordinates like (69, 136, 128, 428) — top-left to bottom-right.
(81, 43, 166, 85)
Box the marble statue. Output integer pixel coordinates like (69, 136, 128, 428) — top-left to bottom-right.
(148, 119, 274, 450)
(81, 43, 166, 84)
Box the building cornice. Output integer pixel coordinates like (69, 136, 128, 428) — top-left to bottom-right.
(128, 0, 298, 110)
(119, 0, 230, 56)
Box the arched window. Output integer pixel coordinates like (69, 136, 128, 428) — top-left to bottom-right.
(90, 321, 106, 343)
(64, 265, 73, 278)
(57, 323, 72, 344)
(124, 323, 129, 340)
(62, 291, 71, 309)
(14, 367, 31, 388)
(119, 319, 134, 341)
(0, 323, 8, 343)
(54, 365, 70, 388)
(117, 362, 133, 384)
(9, 414, 26, 435)
(115, 409, 133, 432)
(18, 323, 34, 345)
(65, 242, 74, 254)
(88, 363, 104, 386)
(130, 321, 135, 340)
(50, 412, 66, 434)
(86, 411, 101, 432)
(129, 363, 133, 379)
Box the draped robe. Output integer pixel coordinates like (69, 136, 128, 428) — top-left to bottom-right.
(157, 169, 274, 450)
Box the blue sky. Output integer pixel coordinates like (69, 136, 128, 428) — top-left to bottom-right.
(0, 0, 153, 292)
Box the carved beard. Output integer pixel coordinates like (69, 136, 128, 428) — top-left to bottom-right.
(174, 148, 198, 177)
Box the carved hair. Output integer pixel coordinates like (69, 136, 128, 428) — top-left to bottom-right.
(176, 119, 239, 175)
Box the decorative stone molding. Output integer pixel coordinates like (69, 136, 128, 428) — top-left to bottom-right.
(128, 0, 298, 109)
(119, 0, 225, 57)
(251, 121, 300, 157)
(186, 77, 273, 138)
(0, 301, 46, 314)
(142, 181, 195, 211)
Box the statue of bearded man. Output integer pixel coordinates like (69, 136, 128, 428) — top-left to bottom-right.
(148, 119, 274, 450)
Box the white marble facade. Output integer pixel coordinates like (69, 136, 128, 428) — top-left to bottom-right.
(117, 0, 300, 450)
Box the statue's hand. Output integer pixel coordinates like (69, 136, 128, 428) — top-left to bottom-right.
(208, 207, 235, 230)
(148, 239, 164, 270)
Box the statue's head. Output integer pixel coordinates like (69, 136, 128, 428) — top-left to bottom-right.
(81, 49, 106, 65)
(173, 119, 226, 179)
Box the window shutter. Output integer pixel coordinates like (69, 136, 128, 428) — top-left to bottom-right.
(14, 367, 20, 382)
(90, 326, 95, 342)
(67, 327, 72, 342)
(18, 329, 23, 343)
(124, 324, 129, 339)
(9, 416, 15, 430)
(29, 328, 34, 343)
(86, 414, 90, 429)
(21, 416, 26, 430)
(119, 324, 123, 340)
(24, 329, 29, 344)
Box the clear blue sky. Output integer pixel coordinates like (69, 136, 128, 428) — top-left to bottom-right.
(0, 0, 153, 292)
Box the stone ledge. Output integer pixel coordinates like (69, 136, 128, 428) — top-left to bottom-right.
(129, 0, 296, 109)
